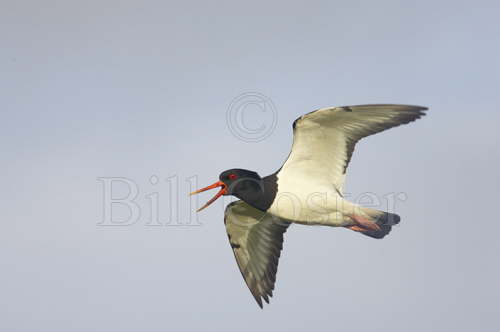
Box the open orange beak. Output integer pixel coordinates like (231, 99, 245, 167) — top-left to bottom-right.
(190, 181, 227, 212)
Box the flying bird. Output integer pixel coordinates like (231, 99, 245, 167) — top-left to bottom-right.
(190, 104, 427, 308)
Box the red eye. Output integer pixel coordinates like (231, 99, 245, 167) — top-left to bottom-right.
(228, 174, 237, 180)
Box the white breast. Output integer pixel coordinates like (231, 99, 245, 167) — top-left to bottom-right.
(266, 170, 347, 226)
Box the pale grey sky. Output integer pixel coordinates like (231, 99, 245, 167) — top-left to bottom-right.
(1, 1, 499, 331)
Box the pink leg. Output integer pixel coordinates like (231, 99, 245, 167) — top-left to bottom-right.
(351, 215, 381, 232)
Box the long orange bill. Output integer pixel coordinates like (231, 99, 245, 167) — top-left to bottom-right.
(190, 181, 227, 212)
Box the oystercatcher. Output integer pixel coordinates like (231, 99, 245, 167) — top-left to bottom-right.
(191, 104, 427, 308)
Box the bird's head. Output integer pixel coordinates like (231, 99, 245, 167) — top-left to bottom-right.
(190, 168, 263, 212)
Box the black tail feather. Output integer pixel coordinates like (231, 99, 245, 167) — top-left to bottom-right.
(360, 212, 400, 239)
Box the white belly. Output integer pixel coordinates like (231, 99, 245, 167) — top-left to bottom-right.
(266, 173, 350, 226)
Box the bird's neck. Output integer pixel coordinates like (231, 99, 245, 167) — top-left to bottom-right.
(236, 173, 278, 212)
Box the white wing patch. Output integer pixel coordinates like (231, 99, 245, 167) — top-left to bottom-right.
(280, 105, 427, 193)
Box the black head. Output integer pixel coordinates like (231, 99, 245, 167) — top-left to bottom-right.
(219, 168, 262, 196)
(190, 168, 264, 212)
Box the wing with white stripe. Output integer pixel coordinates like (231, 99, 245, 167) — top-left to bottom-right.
(281, 104, 427, 192)
(224, 200, 290, 308)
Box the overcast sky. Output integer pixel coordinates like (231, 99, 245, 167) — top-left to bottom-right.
(1, 1, 499, 331)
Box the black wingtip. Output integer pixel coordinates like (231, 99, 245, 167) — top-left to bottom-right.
(413, 105, 429, 113)
(256, 297, 263, 309)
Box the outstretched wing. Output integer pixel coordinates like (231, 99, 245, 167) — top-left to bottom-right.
(281, 104, 427, 192)
(224, 200, 290, 308)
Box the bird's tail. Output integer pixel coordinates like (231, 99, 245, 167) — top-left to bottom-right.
(350, 207, 401, 239)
